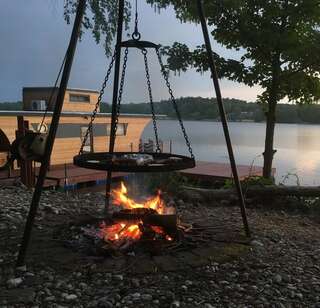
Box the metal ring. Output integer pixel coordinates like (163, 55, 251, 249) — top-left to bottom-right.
(73, 152, 196, 172)
(132, 32, 141, 41)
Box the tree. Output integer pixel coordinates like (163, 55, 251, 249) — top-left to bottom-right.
(64, 0, 131, 56)
(146, 0, 320, 178)
(65, 0, 320, 178)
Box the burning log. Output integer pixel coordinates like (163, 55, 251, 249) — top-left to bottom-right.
(112, 208, 158, 220)
(142, 214, 177, 236)
(112, 209, 177, 238)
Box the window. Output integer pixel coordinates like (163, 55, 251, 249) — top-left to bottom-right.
(69, 94, 90, 103)
(106, 123, 128, 136)
(31, 100, 47, 111)
(80, 127, 93, 152)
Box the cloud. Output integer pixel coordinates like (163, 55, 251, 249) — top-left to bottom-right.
(0, 1, 261, 103)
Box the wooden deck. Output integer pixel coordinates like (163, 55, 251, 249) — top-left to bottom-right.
(0, 164, 127, 188)
(1, 161, 274, 188)
(179, 161, 275, 181)
(42, 165, 127, 187)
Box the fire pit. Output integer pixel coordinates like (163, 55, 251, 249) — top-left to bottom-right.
(62, 182, 184, 256)
(99, 182, 176, 250)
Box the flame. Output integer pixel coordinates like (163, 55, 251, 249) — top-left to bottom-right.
(99, 182, 174, 245)
(112, 182, 165, 214)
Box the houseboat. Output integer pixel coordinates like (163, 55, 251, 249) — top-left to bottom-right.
(0, 87, 153, 186)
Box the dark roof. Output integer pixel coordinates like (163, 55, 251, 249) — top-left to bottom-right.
(0, 110, 166, 118)
(23, 87, 99, 94)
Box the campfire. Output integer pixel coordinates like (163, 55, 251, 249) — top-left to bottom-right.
(60, 181, 230, 258)
(98, 182, 176, 251)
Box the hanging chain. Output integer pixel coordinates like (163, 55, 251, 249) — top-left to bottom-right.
(38, 52, 67, 133)
(142, 48, 161, 152)
(156, 48, 195, 159)
(111, 48, 129, 139)
(79, 50, 116, 154)
(132, 0, 141, 40)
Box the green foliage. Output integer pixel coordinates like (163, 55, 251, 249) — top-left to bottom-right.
(99, 96, 320, 124)
(224, 176, 274, 189)
(141, 172, 190, 194)
(0, 102, 22, 110)
(63, 0, 132, 56)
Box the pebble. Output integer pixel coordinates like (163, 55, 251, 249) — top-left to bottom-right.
(251, 240, 264, 247)
(1, 186, 320, 307)
(141, 294, 153, 301)
(63, 294, 78, 301)
(181, 285, 188, 291)
(171, 300, 180, 307)
(113, 274, 123, 281)
(131, 278, 140, 287)
(273, 274, 282, 284)
(7, 277, 23, 288)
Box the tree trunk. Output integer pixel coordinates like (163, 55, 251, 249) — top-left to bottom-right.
(263, 101, 277, 178)
(263, 57, 281, 179)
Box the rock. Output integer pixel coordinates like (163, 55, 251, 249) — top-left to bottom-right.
(97, 297, 113, 308)
(273, 274, 282, 284)
(132, 292, 141, 301)
(63, 294, 78, 301)
(251, 240, 264, 247)
(204, 304, 215, 308)
(219, 280, 230, 285)
(176, 199, 184, 207)
(7, 277, 23, 288)
(141, 294, 153, 301)
(113, 274, 123, 281)
(131, 278, 140, 288)
(171, 300, 180, 307)
(44, 296, 55, 302)
(0, 288, 35, 305)
(16, 265, 27, 273)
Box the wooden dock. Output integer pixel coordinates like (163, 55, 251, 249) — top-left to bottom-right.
(1, 161, 274, 188)
(0, 164, 127, 188)
(38, 164, 127, 188)
(179, 161, 275, 181)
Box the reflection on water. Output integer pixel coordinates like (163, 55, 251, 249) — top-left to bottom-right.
(142, 120, 320, 186)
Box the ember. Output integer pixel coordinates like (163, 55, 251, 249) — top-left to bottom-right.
(99, 182, 176, 248)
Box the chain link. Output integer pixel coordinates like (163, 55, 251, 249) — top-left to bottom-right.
(111, 48, 129, 140)
(79, 50, 116, 154)
(156, 48, 195, 159)
(142, 49, 161, 152)
(38, 52, 67, 133)
(132, 0, 141, 40)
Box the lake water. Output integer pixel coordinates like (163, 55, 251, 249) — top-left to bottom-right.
(142, 120, 320, 186)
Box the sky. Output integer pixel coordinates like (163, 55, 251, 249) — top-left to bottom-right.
(0, 0, 262, 103)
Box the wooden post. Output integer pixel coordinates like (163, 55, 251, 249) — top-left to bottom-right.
(16, 117, 34, 188)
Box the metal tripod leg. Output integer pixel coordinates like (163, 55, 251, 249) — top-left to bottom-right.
(16, 0, 87, 266)
(196, 0, 251, 237)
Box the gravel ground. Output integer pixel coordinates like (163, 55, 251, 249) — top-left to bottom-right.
(0, 184, 320, 308)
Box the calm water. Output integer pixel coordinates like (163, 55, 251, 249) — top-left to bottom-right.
(142, 120, 320, 186)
